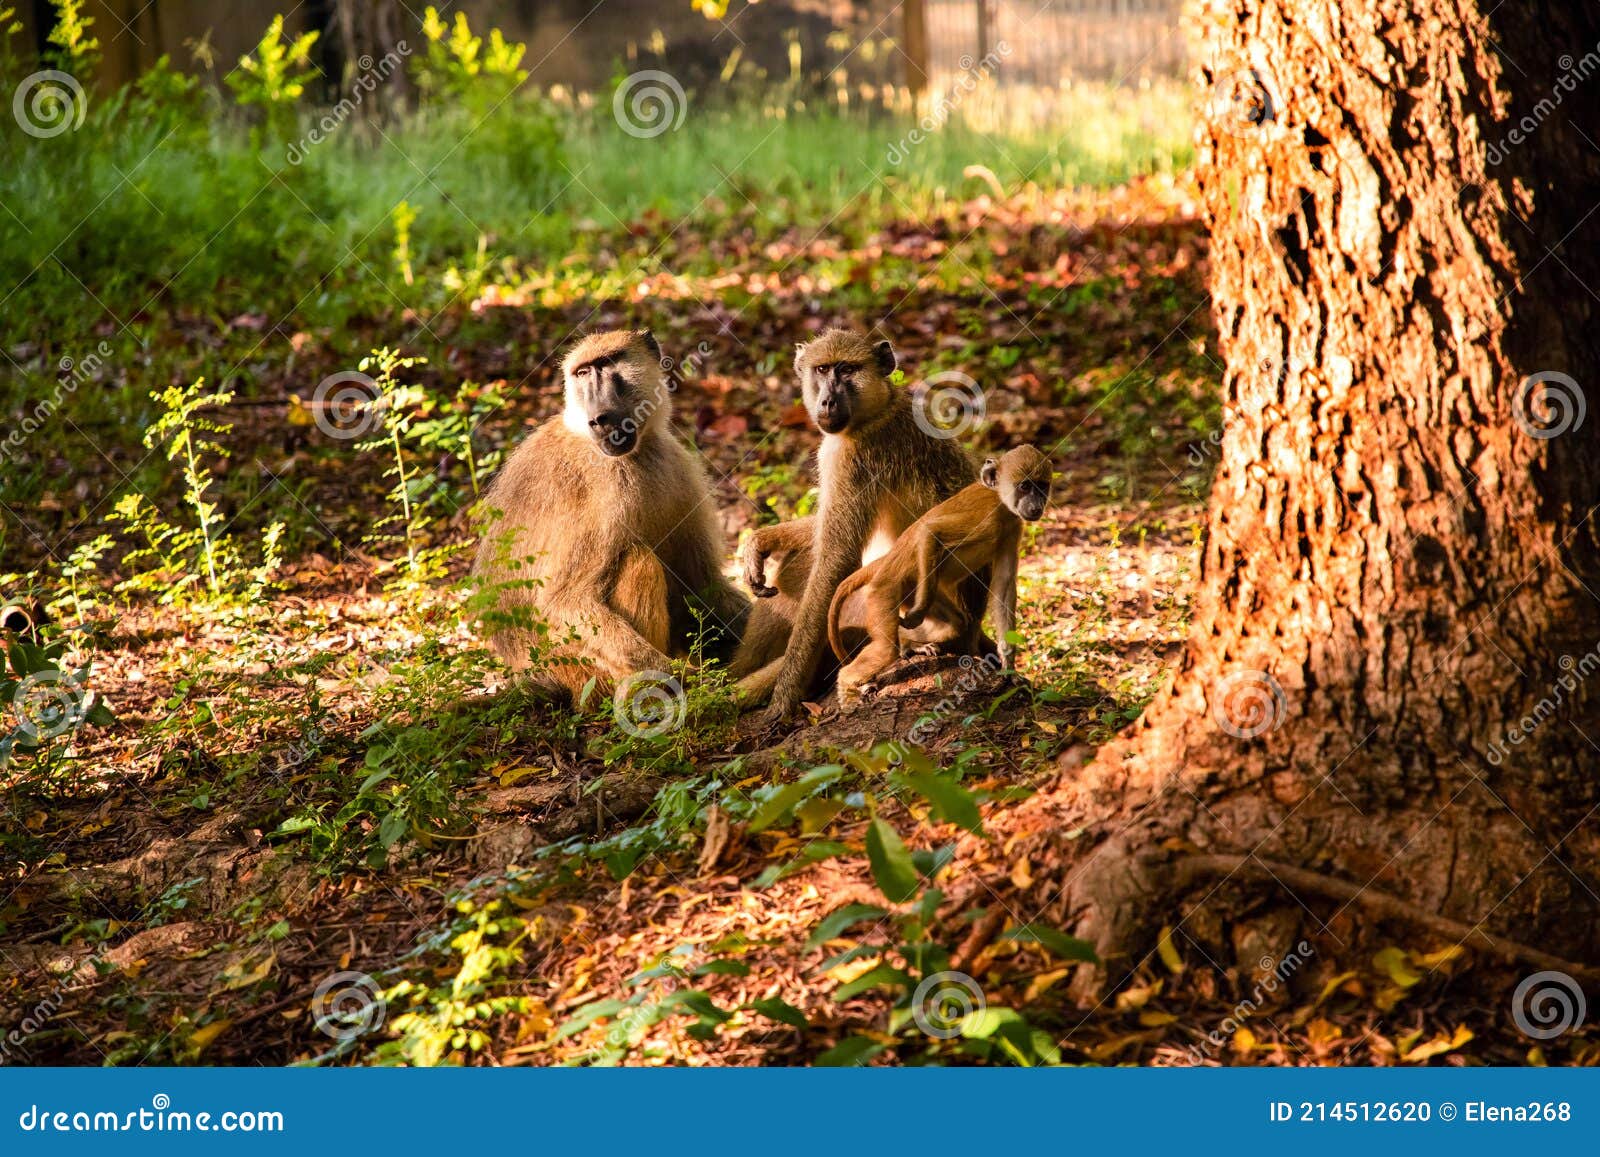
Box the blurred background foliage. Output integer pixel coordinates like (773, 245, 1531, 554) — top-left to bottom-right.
(0, 0, 1192, 344)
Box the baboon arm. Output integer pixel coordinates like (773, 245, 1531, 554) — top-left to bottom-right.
(548, 548, 674, 678)
(988, 530, 1021, 668)
(742, 517, 815, 596)
(551, 597, 674, 677)
(766, 501, 875, 713)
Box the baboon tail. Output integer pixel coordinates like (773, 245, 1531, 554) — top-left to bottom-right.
(827, 564, 873, 661)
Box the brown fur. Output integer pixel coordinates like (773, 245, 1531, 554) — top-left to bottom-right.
(827, 445, 1052, 705)
(732, 330, 976, 717)
(471, 329, 749, 701)
(727, 521, 822, 699)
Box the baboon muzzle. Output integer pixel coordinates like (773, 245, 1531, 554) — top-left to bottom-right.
(814, 393, 850, 433)
(589, 411, 638, 456)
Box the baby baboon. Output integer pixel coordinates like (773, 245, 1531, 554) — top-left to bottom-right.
(727, 523, 818, 701)
(734, 330, 975, 718)
(471, 329, 749, 700)
(826, 445, 1052, 705)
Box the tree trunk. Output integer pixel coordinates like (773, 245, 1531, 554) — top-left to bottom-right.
(1012, 0, 1600, 981)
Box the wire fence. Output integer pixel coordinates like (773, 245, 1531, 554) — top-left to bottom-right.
(920, 0, 1186, 85)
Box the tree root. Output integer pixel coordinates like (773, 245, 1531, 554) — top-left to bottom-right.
(1170, 854, 1600, 983)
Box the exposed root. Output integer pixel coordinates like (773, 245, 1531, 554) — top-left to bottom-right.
(1170, 854, 1600, 983)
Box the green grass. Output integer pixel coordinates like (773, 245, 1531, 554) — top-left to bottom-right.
(0, 77, 1192, 342)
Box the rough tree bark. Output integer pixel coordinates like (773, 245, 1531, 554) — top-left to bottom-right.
(1009, 0, 1600, 981)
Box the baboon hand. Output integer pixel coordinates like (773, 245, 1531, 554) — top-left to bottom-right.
(742, 544, 778, 598)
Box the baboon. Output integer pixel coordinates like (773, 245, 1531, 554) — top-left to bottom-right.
(731, 513, 974, 703)
(733, 330, 976, 718)
(471, 329, 749, 700)
(727, 525, 820, 698)
(827, 445, 1052, 705)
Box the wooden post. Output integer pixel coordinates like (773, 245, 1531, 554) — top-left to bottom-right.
(903, 0, 929, 97)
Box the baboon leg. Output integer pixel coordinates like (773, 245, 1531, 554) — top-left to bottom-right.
(614, 547, 672, 657)
(836, 582, 904, 706)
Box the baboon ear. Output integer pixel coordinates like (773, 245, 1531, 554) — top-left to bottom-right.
(872, 339, 896, 376)
(793, 341, 808, 363)
(980, 458, 999, 488)
(635, 329, 662, 361)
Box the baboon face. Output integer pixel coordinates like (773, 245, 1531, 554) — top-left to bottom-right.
(562, 330, 667, 458)
(795, 330, 896, 435)
(982, 446, 1052, 522)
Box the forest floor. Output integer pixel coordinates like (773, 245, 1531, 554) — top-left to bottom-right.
(2, 176, 1589, 1068)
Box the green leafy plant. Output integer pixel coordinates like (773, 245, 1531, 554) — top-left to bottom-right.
(144, 377, 233, 593)
(0, 630, 114, 773)
(391, 200, 417, 286)
(376, 897, 537, 1066)
(353, 349, 433, 579)
(225, 15, 319, 143)
(413, 7, 527, 107)
(106, 382, 284, 604)
(45, 0, 98, 74)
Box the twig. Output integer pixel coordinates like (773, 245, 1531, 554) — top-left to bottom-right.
(953, 908, 1007, 974)
(1170, 853, 1600, 982)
